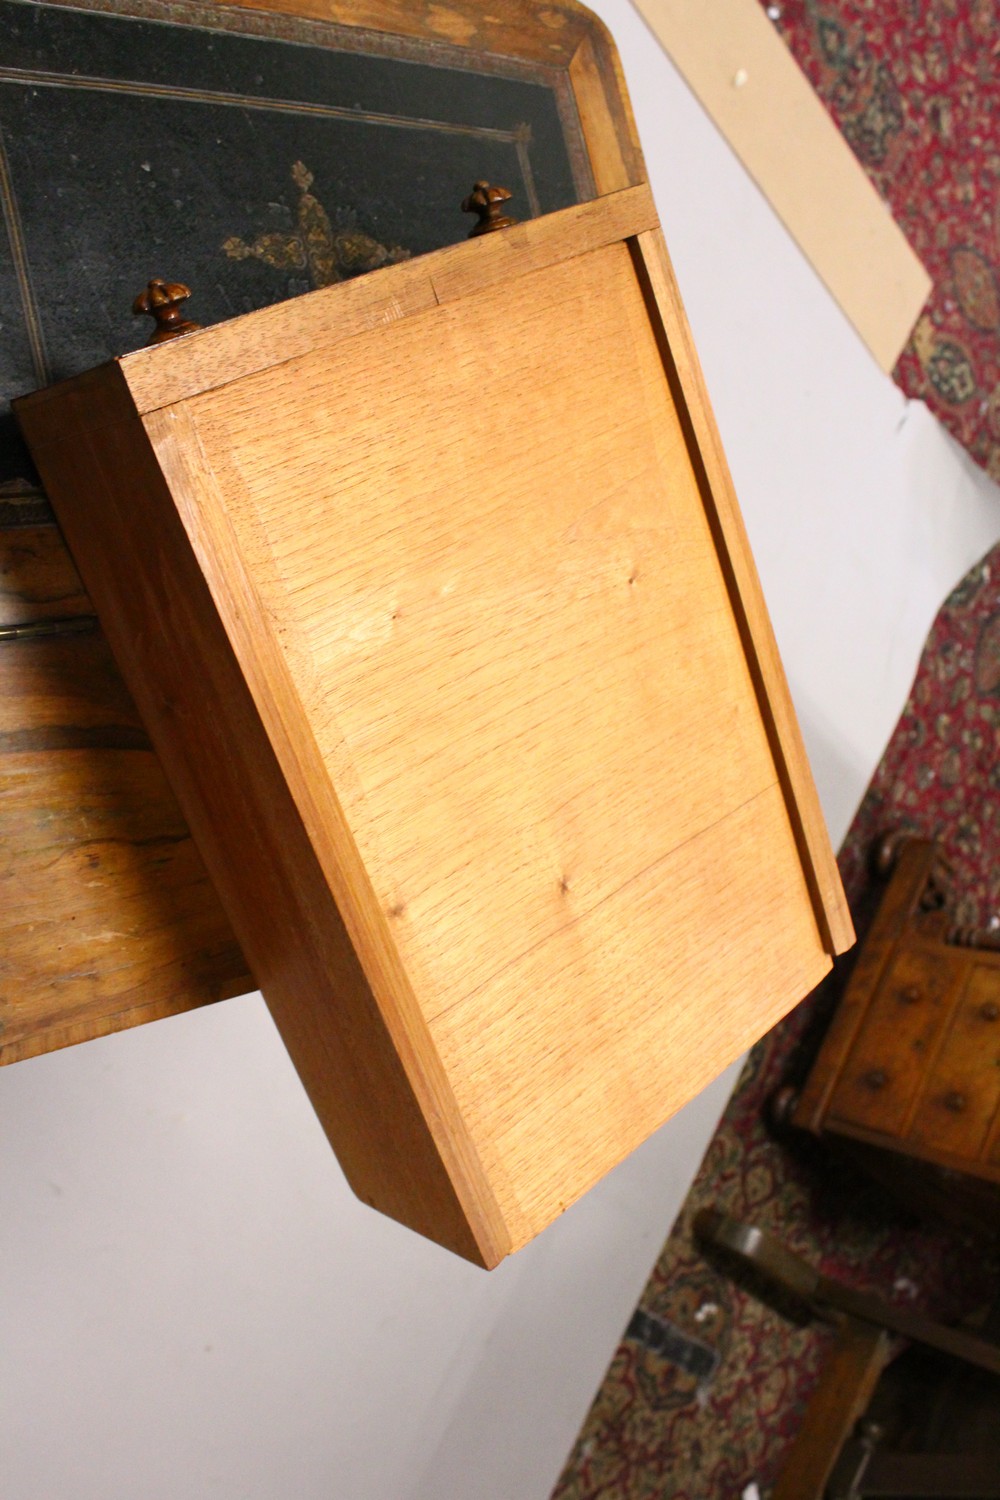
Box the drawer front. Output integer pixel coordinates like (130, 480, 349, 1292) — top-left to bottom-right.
(911, 964, 1000, 1162)
(827, 948, 956, 1137)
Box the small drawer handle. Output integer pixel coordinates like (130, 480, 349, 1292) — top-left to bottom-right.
(862, 1068, 888, 1091)
(133, 278, 201, 345)
(979, 1001, 999, 1023)
(943, 1090, 967, 1113)
(462, 181, 518, 237)
(899, 985, 922, 1005)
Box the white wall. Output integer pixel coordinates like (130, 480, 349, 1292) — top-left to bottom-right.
(3, 4, 998, 1498)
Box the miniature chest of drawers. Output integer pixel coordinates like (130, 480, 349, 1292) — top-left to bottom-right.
(793, 837, 1000, 1188)
(16, 184, 852, 1265)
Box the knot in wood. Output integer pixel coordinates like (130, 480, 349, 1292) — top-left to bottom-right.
(133, 278, 201, 345)
(461, 181, 518, 237)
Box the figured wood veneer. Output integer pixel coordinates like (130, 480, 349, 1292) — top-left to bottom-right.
(0, 524, 251, 1064)
(16, 184, 851, 1264)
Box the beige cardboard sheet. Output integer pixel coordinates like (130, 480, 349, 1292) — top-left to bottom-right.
(631, 0, 931, 372)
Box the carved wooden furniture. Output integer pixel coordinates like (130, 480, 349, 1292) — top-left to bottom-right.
(697, 1209, 1000, 1500)
(0, 512, 253, 1062)
(16, 178, 851, 1264)
(790, 837, 1000, 1190)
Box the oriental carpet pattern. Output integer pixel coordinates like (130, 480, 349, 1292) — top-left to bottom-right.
(552, 543, 1000, 1497)
(753, 0, 1000, 483)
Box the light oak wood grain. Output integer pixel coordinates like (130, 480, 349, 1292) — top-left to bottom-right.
(101, 187, 655, 416)
(18, 375, 510, 1265)
(568, 29, 639, 193)
(4, 0, 645, 1067)
(17, 185, 847, 1261)
(631, 226, 855, 956)
(435, 787, 824, 1239)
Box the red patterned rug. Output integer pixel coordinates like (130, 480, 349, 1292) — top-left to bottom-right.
(551, 539, 1000, 1498)
(753, 0, 1000, 483)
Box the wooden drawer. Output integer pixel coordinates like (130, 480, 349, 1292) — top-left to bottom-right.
(827, 948, 957, 1137)
(910, 965, 1000, 1161)
(15, 186, 850, 1264)
(792, 837, 1000, 1201)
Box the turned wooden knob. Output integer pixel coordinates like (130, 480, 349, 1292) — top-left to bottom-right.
(943, 1090, 967, 1113)
(133, 278, 201, 345)
(862, 1067, 888, 1091)
(461, 181, 518, 237)
(899, 984, 922, 1005)
(979, 1001, 999, 1022)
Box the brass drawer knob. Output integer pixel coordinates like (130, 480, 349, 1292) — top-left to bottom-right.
(462, 181, 518, 237)
(943, 1090, 967, 1113)
(133, 278, 201, 345)
(862, 1068, 888, 1091)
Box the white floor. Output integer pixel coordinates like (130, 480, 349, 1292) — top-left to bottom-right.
(3, 4, 999, 1498)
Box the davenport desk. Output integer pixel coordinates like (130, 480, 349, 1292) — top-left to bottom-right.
(5, 0, 851, 1264)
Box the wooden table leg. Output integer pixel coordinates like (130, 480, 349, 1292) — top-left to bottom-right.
(773, 1318, 892, 1500)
